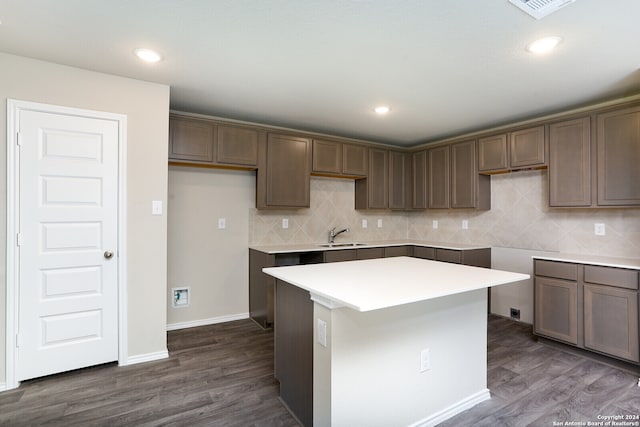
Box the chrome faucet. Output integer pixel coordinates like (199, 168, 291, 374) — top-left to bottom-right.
(328, 227, 350, 244)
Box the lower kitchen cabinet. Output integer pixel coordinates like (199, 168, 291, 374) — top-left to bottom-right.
(384, 246, 412, 257)
(324, 249, 356, 262)
(357, 247, 385, 260)
(534, 259, 640, 364)
(584, 284, 639, 362)
(534, 276, 578, 345)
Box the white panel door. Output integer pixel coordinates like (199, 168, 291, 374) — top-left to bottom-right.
(17, 109, 119, 381)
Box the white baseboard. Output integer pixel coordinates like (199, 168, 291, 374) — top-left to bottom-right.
(0, 382, 6, 393)
(409, 388, 491, 427)
(166, 312, 249, 331)
(122, 349, 169, 366)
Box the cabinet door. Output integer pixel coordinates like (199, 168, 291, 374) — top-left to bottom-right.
(389, 151, 408, 210)
(450, 140, 477, 208)
(266, 134, 311, 207)
(367, 148, 389, 209)
(216, 125, 258, 166)
(534, 277, 578, 345)
(428, 145, 450, 209)
(596, 106, 640, 206)
(549, 117, 592, 207)
(510, 126, 546, 168)
(412, 151, 428, 209)
(478, 134, 508, 172)
(312, 139, 342, 174)
(584, 284, 639, 362)
(169, 117, 214, 162)
(343, 144, 367, 176)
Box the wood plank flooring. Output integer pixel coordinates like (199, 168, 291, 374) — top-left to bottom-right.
(1, 315, 638, 426)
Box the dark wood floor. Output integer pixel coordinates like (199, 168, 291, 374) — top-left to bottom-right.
(1, 315, 638, 426)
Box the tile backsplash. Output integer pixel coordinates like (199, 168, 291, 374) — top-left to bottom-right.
(250, 171, 640, 258)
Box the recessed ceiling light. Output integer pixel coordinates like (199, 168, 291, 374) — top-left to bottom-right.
(133, 48, 163, 63)
(526, 36, 563, 54)
(374, 106, 391, 114)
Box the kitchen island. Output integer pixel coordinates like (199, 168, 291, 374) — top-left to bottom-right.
(263, 256, 528, 427)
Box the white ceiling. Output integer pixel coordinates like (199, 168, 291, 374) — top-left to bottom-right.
(1, 0, 639, 146)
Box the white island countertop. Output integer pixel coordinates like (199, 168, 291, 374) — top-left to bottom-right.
(263, 256, 529, 312)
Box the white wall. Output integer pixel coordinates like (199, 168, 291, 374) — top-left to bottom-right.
(314, 289, 488, 426)
(0, 53, 170, 385)
(166, 166, 640, 328)
(166, 167, 255, 328)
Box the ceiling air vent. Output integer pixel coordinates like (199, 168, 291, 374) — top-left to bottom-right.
(508, 0, 577, 19)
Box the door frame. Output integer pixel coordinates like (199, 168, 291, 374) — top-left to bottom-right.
(5, 99, 128, 390)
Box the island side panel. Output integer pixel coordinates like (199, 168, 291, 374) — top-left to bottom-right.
(275, 279, 314, 427)
(315, 289, 489, 427)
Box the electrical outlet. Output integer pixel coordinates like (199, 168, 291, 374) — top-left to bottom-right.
(362, 219, 368, 228)
(218, 218, 226, 229)
(282, 218, 289, 229)
(377, 219, 383, 228)
(462, 219, 469, 229)
(420, 348, 430, 372)
(432, 220, 438, 229)
(594, 223, 605, 236)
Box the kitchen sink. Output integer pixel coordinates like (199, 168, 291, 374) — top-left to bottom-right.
(317, 242, 366, 248)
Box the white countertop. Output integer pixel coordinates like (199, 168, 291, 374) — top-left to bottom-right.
(250, 239, 490, 254)
(533, 253, 640, 270)
(263, 256, 529, 312)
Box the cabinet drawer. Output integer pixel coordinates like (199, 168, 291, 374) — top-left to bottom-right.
(413, 246, 435, 260)
(324, 249, 356, 263)
(534, 260, 577, 281)
(356, 247, 385, 260)
(584, 265, 638, 290)
(436, 249, 461, 264)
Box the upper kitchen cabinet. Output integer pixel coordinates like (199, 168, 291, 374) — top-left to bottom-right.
(548, 104, 640, 208)
(548, 117, 592, 207)
(389, 151, 412, 210)
(478, 134, 508, 172)
(343, 143, 368, 176)
(478, 125, 546, 173)
(216, 124, 259, 166)
(355, 148, 388, 209)
(169, 116, 215, 163)
(412, 150, 428, 209)
(428, 141, 490, 210)
(596, 105, 640, 206)
(256, 133, 311, 209)
(169, 115, 259, 169)
(428, 145, 450, 209)
(312, 139, 367, 177)
(510, 126, 546, 169)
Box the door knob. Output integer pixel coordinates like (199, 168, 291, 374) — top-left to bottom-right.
(104, 250, 114, 259)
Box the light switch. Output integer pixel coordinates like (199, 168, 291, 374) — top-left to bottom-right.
(218, 218, 226, 229)
(282, 218, 289, 229)
(317, 319, 327, 347)
(462, 220, 469, 229)
(432, 220, 438, 229)
(377, 219, 383, 228)
(362, 219, 368, 228)
(152, 200, 163, 215)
